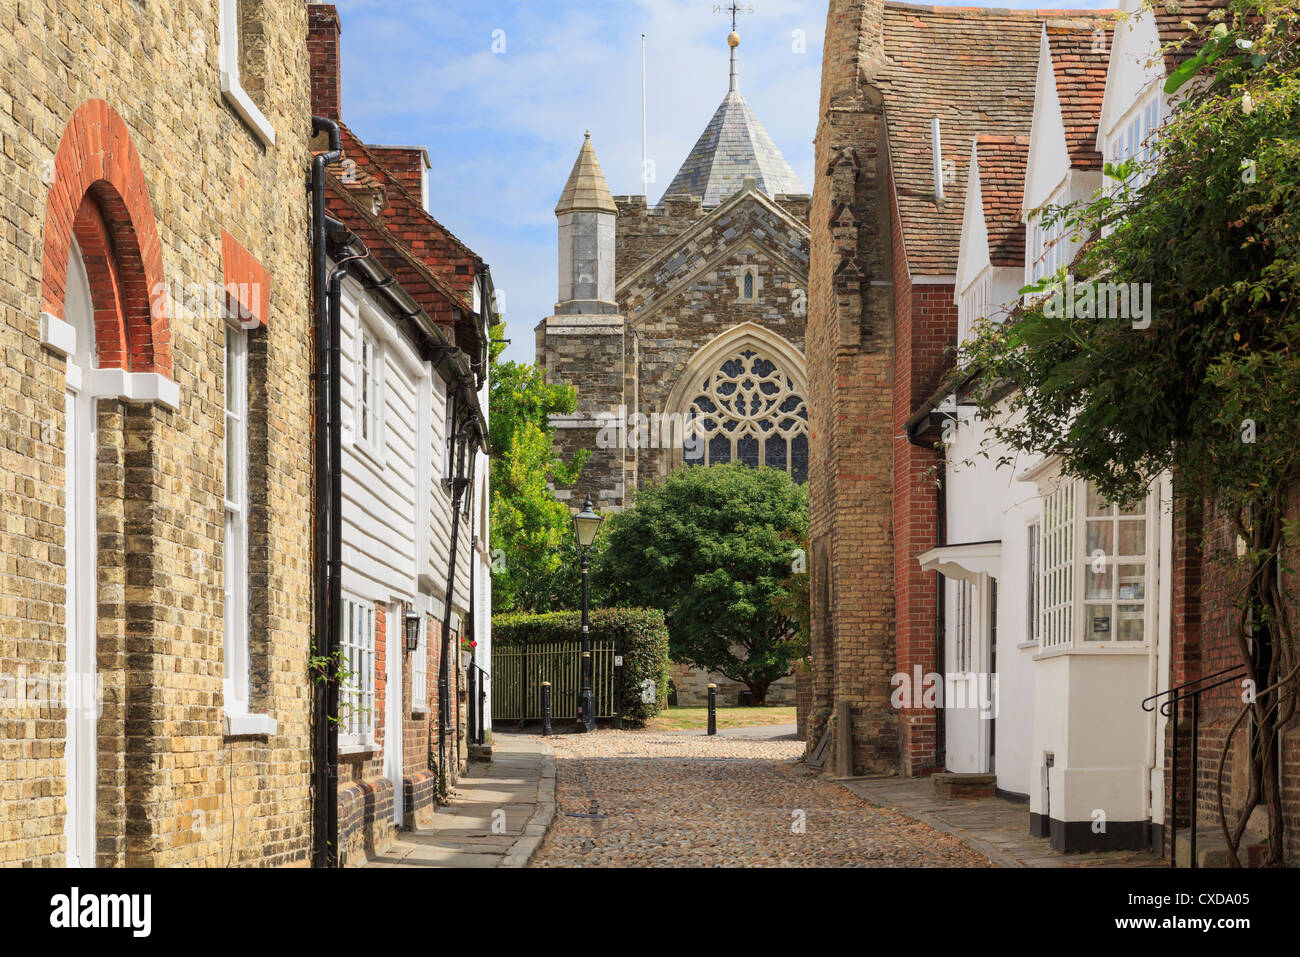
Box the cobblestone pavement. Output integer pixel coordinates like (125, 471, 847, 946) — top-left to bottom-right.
(529, 729, 990, 867)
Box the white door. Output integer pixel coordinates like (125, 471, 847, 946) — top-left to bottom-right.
(384, 601, 405, 828)
(64, 239, 98, 866)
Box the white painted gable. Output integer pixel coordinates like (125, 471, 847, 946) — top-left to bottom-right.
(1097, 0, 1166, 149)
(956, 139, 990, 296)
(1023, 25, 1071, 217)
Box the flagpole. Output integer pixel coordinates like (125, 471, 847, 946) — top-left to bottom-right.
(641, 33, 648, 199)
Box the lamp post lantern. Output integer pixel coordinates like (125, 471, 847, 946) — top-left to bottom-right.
(572, 494, 604, 732)
(403, 609, 422, 653)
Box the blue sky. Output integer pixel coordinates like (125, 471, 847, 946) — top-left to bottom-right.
(331, 0, 1110, 367)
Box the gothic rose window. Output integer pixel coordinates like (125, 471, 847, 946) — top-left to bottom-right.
(686, 348, 809, 482)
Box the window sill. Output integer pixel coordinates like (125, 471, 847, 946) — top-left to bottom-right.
(1016, 640, 1040, 651)
(411, 706, 430, 717)
(221, 73, 276, 147)
(223, 712, 277, 738)
(339, 743, 378, 757)
(1033, 643, 1151, 662)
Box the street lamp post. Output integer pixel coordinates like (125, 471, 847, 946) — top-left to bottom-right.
(572, 494, 604, 733)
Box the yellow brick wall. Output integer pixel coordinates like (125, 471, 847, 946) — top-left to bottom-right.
(0, 0, 314, 866)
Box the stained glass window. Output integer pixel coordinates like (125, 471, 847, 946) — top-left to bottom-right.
(685, 348, 808, 482)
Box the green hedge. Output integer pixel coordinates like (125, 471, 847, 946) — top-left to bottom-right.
(492, 608, 670, 723)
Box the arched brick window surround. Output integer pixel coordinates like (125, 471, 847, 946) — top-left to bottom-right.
(41, 99, 171, 377)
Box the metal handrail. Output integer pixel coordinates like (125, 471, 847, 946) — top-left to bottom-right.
(1145, 666, 1247, 869)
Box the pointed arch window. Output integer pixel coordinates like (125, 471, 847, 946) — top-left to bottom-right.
(685, 347, 809, 482)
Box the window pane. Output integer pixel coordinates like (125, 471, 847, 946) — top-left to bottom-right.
(1085, 520, 1112, 554)
(737, 434, 759, 468)
(1118, 520, 1146, 555)
(791, 434, 809, 484)
(765, 437, 787, 471)
(1117, 605, 1144, 641)
(708, 433, 730, 465)
(1085, 484, 1111, 516)
(1084, 564, 1112, 600)
(1117, 564, 1145, 601)
(1084, 604, 1113, 641)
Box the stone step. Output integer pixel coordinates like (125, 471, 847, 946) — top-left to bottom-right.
(932, 772, 997, 799)
(1174, 827, 1269, 867)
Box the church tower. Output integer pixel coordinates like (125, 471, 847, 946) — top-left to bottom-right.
(535, 134, 628, 509)
(555, 133, 618, 314)
(538, 22, 811, 515)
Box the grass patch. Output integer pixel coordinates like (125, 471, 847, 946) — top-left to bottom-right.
(644, 705, 796, 732)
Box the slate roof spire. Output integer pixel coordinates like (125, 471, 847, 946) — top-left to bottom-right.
(659, 25, 806, 207)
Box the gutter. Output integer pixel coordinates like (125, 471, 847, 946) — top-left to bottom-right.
(311, 115, 343, 869)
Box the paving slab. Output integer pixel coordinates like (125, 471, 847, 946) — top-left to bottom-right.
(361, 732, 555, 868)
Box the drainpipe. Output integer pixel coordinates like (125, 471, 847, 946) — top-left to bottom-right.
(311, 115, 342, 869)
(438, 419, 475, 796)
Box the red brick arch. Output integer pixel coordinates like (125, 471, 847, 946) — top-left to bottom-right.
(41, 99, 170, 376)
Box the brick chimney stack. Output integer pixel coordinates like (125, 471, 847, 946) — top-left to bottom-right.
(308, 2, 342, 120)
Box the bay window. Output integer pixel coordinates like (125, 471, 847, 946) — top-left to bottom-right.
(1036, 476, 1157, 650)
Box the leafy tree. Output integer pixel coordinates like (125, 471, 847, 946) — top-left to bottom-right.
(595, 463, 808, 704)
(488, 323, 590, 612)
(961, 1, 1298, 865)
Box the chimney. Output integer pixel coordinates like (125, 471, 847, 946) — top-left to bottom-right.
(308, 3, 342, 120)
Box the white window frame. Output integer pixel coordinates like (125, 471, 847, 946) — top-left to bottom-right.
(1026, 521, 1041, 645)
(340, 594, 376, 750)
(1106, 88, 1162, 189)
(411, 613, 428, 712)
(958, 271, 991, 346)
(355, 320, 385, 461)
(954, 579, 973, 672)
(224, 323, 250, 717)
(1037, 476, 1157, 651)
(218, 0, 276, 146)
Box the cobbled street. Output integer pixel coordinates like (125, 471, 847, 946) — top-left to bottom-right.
(529, 730, 990, 867)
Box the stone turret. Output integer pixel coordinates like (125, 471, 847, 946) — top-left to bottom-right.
(554, 132, 618, 314)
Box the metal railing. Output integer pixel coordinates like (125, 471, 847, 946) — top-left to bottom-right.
(492, 640, 618, 722)
(1142, 665, 1247, 868)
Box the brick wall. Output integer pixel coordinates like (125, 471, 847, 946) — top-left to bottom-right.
(805, 0, 900, 773)
(0, 1, 315, 865)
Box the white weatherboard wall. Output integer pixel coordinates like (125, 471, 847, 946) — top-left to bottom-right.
(939, 401, 1042, 797)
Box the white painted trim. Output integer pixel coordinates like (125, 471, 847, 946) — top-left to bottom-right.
(910, 275, 957, 285)
(40, 312, 77, 357)
(918, 541, 1003, 583)
(85, 369, 181, 411)
(223, 712, 277, 737)
(218, 0, 276, 147)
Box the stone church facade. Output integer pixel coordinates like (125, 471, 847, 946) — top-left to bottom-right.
(536, 34, 812, 512)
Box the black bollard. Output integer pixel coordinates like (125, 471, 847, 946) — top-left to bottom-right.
(707, 683, 717, 736)
(542, 681, 552, 737)
(614, 651, 624, 731)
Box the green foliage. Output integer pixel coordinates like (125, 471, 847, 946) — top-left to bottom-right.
(492, 608, 671, 722)
(594, 463, 809, 703)
(488, 322, 591, 612)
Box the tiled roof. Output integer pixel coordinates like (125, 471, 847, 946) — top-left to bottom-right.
(1045, 20, 1112, 171)
(1153, 0, 1230, 73)
(325, 164, 467, 328)
(877, 4, 1072, 275)
(661, 89, 806, 207)
(974, 134, 1030, 267)
(336, 123, 479, 304)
